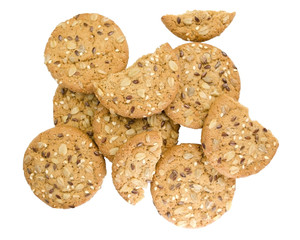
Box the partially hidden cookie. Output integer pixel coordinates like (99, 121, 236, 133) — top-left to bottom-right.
(44, 13, 129, 94)
(112, 131, 162, 205)
(23, 126, 106, 208)
(151, 144, 236, 228)
(161, 10, 235, 42)
(201, 95, 279, 178)
(93, 43, 180, 118)
(53, 86, 105, 137)
(165, 43, 240, 129)
(93, 109, 179, 161)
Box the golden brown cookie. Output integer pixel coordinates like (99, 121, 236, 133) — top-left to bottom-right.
(53, 86, 105, 137)
(151, 144, 236, 228)
(93, 109, 179, 161)
(201, 95, 279, 178)
(162, 10, 235, 42)
(23, 126, 106, 208)
(44, 13, 129, 94)
(112, 131, 162, 205)
(93, 43, 180, 118)
(165, 43, 240, 129)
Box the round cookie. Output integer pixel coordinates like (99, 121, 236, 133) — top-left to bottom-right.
(112, 131, 162, 205)
(53, 86, 105, 137)
(23, 126, 106, 208)
(201, 95, 279, 178)
(161, 10, 235, 42)
(93, 43, 180, 118)
(93, 109, 180, 161)
(44, 13, 129, 94)
(165, 42, 240, 129)
(151, 144, 236, 228)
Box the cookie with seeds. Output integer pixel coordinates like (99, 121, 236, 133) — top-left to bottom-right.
(151, 144, 236, 228)
(53, 86, 105, 137)
(93, 43, 180, 118)
(165, 43, 240, 129)
(44, 13, 129, 94)
(112, 131, 162, 205)
(201, 95, 279, 178)
(23, 126, 106, 208)
(161, 10, 235, 42)
(93, 109, 179, 161)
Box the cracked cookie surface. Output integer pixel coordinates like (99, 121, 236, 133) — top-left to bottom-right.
(112, 131, 162, 205)
(165, 43, 240, 129)
(53, 86, 105, 138)
(151, 144, 236, 228)
(44, 13, 129, 94)
(93, 43, 180, 118)
(162, 10, 235, 42)
(201, 95, 279, 178)
(93, 109, 179, 161)
(23, 126, 106, 208)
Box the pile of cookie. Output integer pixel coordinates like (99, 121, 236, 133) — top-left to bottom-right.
(23, 11, 278, 228)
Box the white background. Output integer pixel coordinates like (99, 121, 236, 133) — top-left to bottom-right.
(0, 0, 299, 239)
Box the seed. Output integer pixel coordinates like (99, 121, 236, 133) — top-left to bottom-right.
(75, 184, 84, 191)
(169, 170, 178, 181)
(58, 144, 67, 156)
(97, 31, 103, 35)
(168, 61, 178, 71)
(224, 151, 235, 161)
(183, 17, 193, 25)
(109, 147, 119, 155)
(108, 31, 114, 36)
(209, 119, 217, 129)
(67, 41, 76, 50)
(133, 79, 139, 84)
(120, 78, 131, 87)
(70, 106, 79, 114)
(50, 40, 57, 48)
(177, 17, 181, 24)
(58, 35, 63, 41)
(183, 153, 193, 159)
(167, 77, 175, 87)
(68, 66, 77, 76)
(130, 164, 135, 170)
(130, 106, 135, 113)
(63, 167, 71, 178)
(126, 129, 136, 136)
(126, 95, 132, 100)
(128, 67, 140, 77)
(137, 89, 146, 98)
(135, 153, 146, 160)
(194, 16, 200, 22)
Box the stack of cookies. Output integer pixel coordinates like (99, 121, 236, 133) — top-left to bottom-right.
(23, 11, 278, 228)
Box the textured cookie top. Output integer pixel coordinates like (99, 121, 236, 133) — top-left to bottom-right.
(161, 10, 235, 42)
(112, 131, 162, 205)
(201, 95, 279, 178)
(93, 109, 179, 161)
(44, 13, 129, 94)
(151, 144, 236, 228)
(53, 86, 105, 137)
(165, 43, 240, 129)
(23, 126, 106, 208)
(93, 43, 180, 118)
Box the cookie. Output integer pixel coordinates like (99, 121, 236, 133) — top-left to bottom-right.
(93, 109, 179, 161)
(44, 13, 129, 94)
(201, 95, 279, 178)
(161, 10, 235, 42)
(53, 86, 105, 137)
(165, 43, 240, 129)
(151, 144, 236, 228)
(112, 131, 162, 205)
(93, 43, 180, 118)
(23, 126, 106, 208)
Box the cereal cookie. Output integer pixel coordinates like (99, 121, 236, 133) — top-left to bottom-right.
(151, 144, 236, 228)
(201, 95, 279, 178)
(53, 86, 105, 137)
(23, 126, 106, 208)
(44, 13, 129, 94)
(93, 43, 180, 118)
(162, 10, 235, 42)
(112, 131, 162, 205)
(165, 43, 240, 129)
(93, 109, 179, 161)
